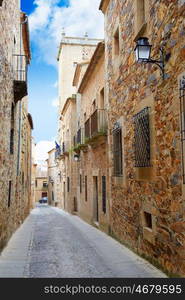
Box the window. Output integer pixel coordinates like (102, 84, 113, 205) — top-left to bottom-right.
(143, 212, 152, 229)
(8, 181, 12, 207)
(43, 181, 48, 187)
(100, 88, 105, 109)
(85, 176, 87, 201)
(0, 1, 3, 7)
(80, 174, 82, 193)
(113, 28, 120, 57)
(92, 99, 96, 112)
(10, 104, 14, 154)
(113, 123, 123, 176)
(35, 179, 37, 187)
(133, 107, 150, 167)
(102, 176, 106, 213)
(67, 177, 70, 192)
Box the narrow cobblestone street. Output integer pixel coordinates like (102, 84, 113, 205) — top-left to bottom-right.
(0, 205, 167, 278)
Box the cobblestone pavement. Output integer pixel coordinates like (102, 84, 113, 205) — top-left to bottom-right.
(0, 205, 167, 278)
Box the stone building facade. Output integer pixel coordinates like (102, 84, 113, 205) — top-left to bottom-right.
(73, 42, 110, 231)
(55, 34, 102, 213)
(100, 0, 185, 276)
(47, 148, 58, 207)
(0, 0, 32, 250)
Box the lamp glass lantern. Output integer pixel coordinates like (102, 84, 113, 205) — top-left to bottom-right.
(135, 37, 152, 62)
(74, 154, 80, 162)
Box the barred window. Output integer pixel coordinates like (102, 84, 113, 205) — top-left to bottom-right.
(133, 107, 150, 167)
(113, 123, 123, 176)
(102, 176, 106, 213)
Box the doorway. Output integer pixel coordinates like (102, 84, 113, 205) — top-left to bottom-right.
(93, 176, 99, 223)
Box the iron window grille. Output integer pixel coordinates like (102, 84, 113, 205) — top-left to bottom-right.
(180, 75, 185, 184)
(133, 107, 151, 167)
(102, 176, 106, 213)
(113, 122, 123, 176)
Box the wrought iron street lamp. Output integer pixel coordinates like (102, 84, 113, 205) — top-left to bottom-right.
(135, 37, 165, 79)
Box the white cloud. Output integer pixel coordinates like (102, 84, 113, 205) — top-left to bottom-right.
(29, 0, 104, 66)
(35, 140, 55, 162)
(51, 97, 59, 107)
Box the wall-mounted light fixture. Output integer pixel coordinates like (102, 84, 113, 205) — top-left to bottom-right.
(135, 37, 165, 79)
(74, 154, 80, 162)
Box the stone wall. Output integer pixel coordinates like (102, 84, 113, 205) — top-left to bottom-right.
(0, 0, 32, 250)
(102, 0, 185, 276)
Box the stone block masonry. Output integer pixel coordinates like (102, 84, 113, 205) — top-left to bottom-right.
(101, 0, 185, 277)
(0, 0, 32, 251)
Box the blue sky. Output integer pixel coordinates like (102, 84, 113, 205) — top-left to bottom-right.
(21, 0, 104, 160)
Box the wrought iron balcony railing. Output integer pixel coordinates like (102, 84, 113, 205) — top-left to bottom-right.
(84, 109, 107, 140)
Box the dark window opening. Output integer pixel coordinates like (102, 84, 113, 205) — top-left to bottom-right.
(100, 88, 105, 109)
(10, 129, 14, 154)
(67, 177, 70, 192)
(0, 0, 3, 7)
(10, 104, 15, 154)
(102, 176, 106, 213)
(114, 28, 120, 56)
(113, 126, 123, 176)
(8, 181, 12, 207)
(85, 176, 87, 201)
(80, 174, 82, 193)
(35, 179, 37, 187)
(74, 197, 78, 212)
(144, 212, 152, 229)
(43, 181, 48, 187)
(133, 107, 150, 167)
(22, 172, 24, 185)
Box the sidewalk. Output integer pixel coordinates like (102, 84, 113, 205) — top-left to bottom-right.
(0, 214, 35, 278)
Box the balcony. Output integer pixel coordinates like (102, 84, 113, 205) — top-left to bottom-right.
(73, 110, 107, 153)
(13, 55, 28, 103)
(73, 128, 88, 153)
(86, 109, 108, 147)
